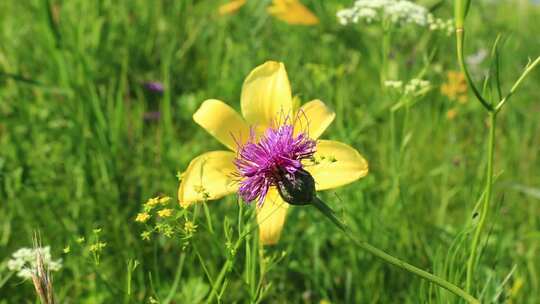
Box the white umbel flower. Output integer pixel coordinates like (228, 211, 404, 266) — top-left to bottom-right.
(337, 0, 454, 34)
(384, 80, 404, 89)
(386, 78, 430, 95)
(404, 78, 430, 95)
(7, 246, 62, 279)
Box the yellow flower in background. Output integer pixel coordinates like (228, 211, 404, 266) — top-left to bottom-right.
(184, 221, 198, 234)
(218, 0, 319, 25)
(178, 61, 368, 244)
(135, 212, 150, 223)
(268, 0, 319, 25)
(218, 0, 246, 16)
(145, 197, 159, 207)
(508, 277, 524, 304)
(441, 71, 468, 103)
(141, 231, 152, 241)
(157, 208, 173, 218)
(158, 196, 171, 205)
(446, 108, 458, 120)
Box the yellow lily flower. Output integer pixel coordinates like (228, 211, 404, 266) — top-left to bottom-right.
(178, 61, 368, 244)
(218, 0, 247, 16)
(218, 0, 319, 25)
(268, 0, 319, 25)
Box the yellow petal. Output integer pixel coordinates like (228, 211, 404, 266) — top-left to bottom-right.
(241, 61, 293, 128)
(295, 99, 335, 139)
(178, 151, 238, 207)
(268, 0, 319, 25)
(306, 140, 368, 191)
(218, 0, 246, 16)
(256, 188, 289, 245)
(193, 99, 250, 151)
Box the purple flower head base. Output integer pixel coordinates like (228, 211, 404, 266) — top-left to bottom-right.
(234, 123, 316, 205)
(144, 81, 164, 93)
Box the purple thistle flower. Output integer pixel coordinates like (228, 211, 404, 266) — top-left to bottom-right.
(234, 124, 317, 205)
(144, 81, 164, 93)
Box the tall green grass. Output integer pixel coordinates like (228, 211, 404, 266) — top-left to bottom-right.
(1, 0, 539, 303)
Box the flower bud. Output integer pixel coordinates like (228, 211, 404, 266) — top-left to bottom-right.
(276, 169, 316, 205)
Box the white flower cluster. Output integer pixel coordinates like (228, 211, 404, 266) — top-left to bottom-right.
(466, 48, 488, 67)
(427, 14, 454, 35)
(405, 78, 430, 94)
(7, 247, 62, 279)
(385, 78, 430, 95)
(384, 80, 404, 89)
(337, 0, 454, 34)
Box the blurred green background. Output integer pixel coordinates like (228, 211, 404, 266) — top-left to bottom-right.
(1, 0, 539, 303)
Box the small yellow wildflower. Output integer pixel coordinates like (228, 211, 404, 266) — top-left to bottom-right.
(76, 237, 85, 244)
(158, 196, 171, 205)
(89, 242, 107, 253)
(146, 197, 159, 206)
(63, 246, 70, 254)
(157, 208, 173, 218)
(441, 71, 468, 103)
(218, 0, 246, 15)
(135, 212, 150, 223)
(446, 108, 458, 120)
(509, 277, 524, 302)
(141, 231, 152, 241)
(184, 221, 198, 234)
(156, 223, 174, 237)
(143, 197, 160, 211)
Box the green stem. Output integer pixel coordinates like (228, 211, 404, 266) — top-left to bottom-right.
(163, 253, 186, 304)
(380, 27, 391, 86)
(456, 28, 492, 112)
(466, 111, 497, 292)
(311, 197, 480, 304)
(205, 223, 255, 304)
(495, 56, 540, 112)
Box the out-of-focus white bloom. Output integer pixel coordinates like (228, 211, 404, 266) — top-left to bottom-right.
(386, 78, 430, 95)
(404, 78, 430, 95)
(426, 14, 454, 35)
(337, 0, 428, 26)
(7, 246, 62, 279)
(466, 48, 488, 67)
(465, 48, 489, 78)
(337, 0, 453, 34)
(386, 78, 429, 96)
(384, 80, 404, 89)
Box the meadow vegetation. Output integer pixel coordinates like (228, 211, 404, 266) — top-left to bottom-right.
(1, 0, 539, 303)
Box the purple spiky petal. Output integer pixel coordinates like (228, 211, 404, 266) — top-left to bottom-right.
(234, 124, 316, 205)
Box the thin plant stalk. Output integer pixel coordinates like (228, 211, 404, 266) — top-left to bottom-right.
(455, 28, 492, 111)
(454, 0, 497, 293)
(163, 253, 186, 304)
(311, 197, 480, 304)
(495, 56, 540, 112)
(455, 0, 539, 294)
(380, 24, 392, 86)
(465, 112, 496, 291)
